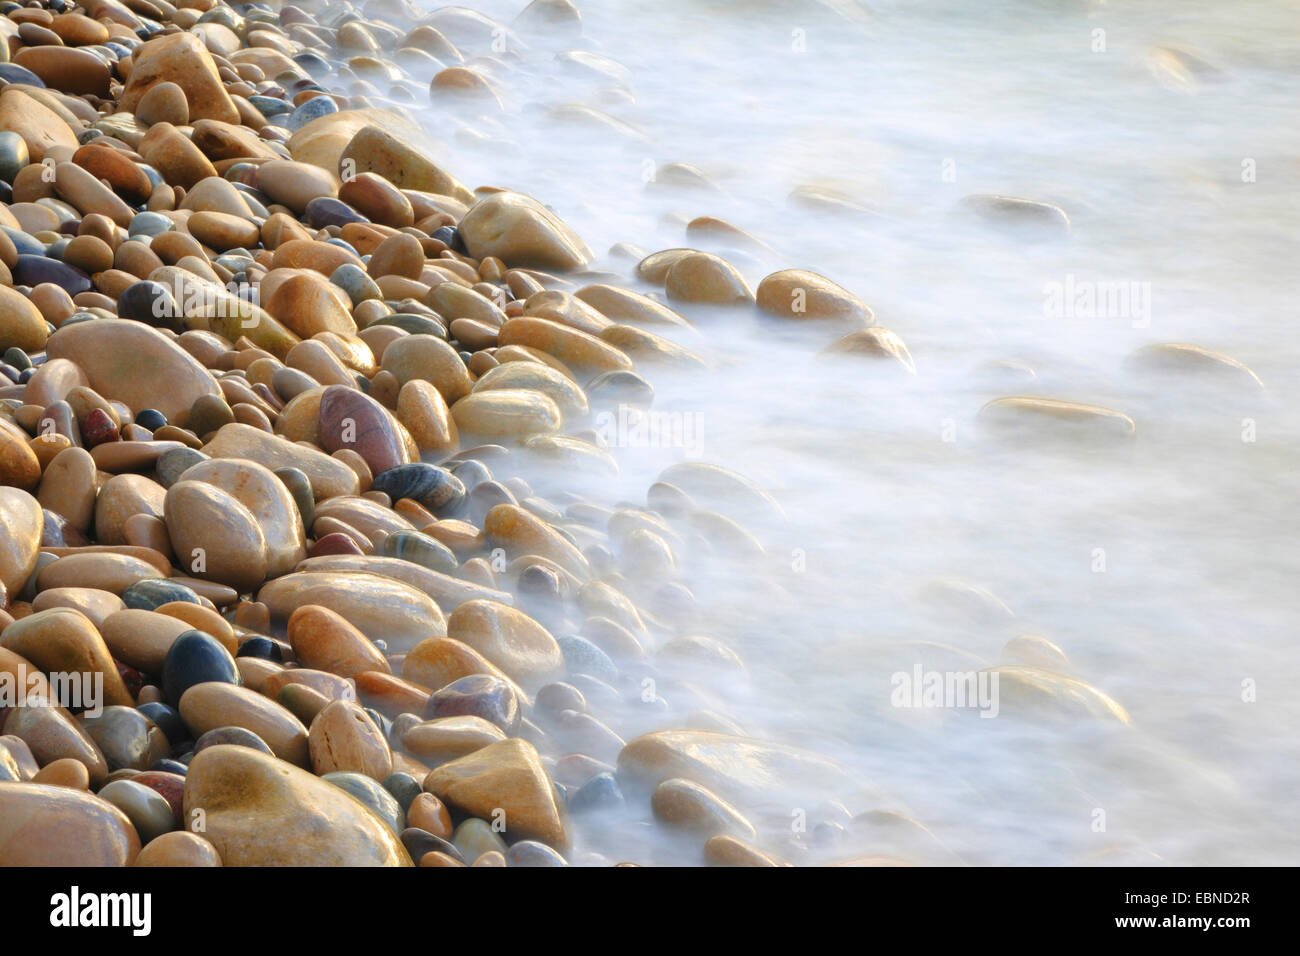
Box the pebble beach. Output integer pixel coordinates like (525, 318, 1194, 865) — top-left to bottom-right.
(0, 0, 1297, 869)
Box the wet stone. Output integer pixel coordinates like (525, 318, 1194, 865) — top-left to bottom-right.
(136, 702, 188, 749)
(371, 463, 465, 514)
(382, 771, 422, 813)
(567, 771, 624, 814)
(381, 529, 458, 574)
(194, 726, 275, 757)
(122, 578, 202, 611)
(82, 706, 170, 773)
(427, 674, 521, 735)
(322, 770, 405, 835)
(161, 630, 241, 706)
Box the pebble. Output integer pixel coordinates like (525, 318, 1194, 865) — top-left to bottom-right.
(403, 716, 506, 764)
(287, 604, 390, 678)
(133, 831, 222, 867)
(308, 700, 393, 779)
(46, 320, 221, 428)
(98, 778, 176, 844)
(0, 783, 139, 865)
(3, 706, 109, 786)
(161, 629, 241, 706)
(452, 389, 563, 439)
(178, 682, 310, 767)
(427, 674, 522, 734)
(423, 738, 567, 848)
(322, 770, 406, 835)
(458, 191, 592, 270)
(82, 706, 169, 773)
(371, 462, 464, 513)
(447, 599, 565, 692)
(0, 488, 42, 597)
(1, 607, 135, 707)
(164, 480, 269, 593)
(651, 777, 757, 840)
(257, 571, 446, 651)
(182, 745, 411, 865)
(119, 32, 240, 125)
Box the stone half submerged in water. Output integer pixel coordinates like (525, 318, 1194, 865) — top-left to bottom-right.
(617, 730, 861, 811)
(978, 396, 1137, 443)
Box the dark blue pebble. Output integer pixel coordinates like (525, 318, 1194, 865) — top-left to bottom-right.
(12, 255, 91, 296)
(136, 702, 187, 746)
(0, 63, 44, 86)
(135, 408, 167, 431)
(235, 636, 282, 662)
(161, 630, 241, 706)
(117, 280, 178, 327)
(2, 227, 45, 257)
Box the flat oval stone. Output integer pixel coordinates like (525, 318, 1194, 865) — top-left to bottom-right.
(182, 744, 411, 865)
(202, 423, 360, 500)
(161, 629, 241, 706)
(3, 706, 109, 786)
(287, 604, 391, 678)
(452, 388, 563, 439)
(0, 782, 140, 865)
(665, 252, 753, 306)
(173, 458, 307, 579)
(317, 384, 409, 476)
(483, 503, 589, 579)
(46, 319, 222, 427)
(122, 578, 202, 611)
(0, 607, 135, 708)
(178, 683, 310, 767)
(979, 397, 1136, 442)
(381, 529, 458, 574)
(164, 480, 269, 594)
(402, 715, 506, 763)
(457, 191, 591, 270)
(256, 159, 338, 213)
(12, 254, 92, 296)
(257, 571, 447, 652)
(756, 269, 874, 324)
(371, 462, 464, 513)
(447, 599, 564, 692)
